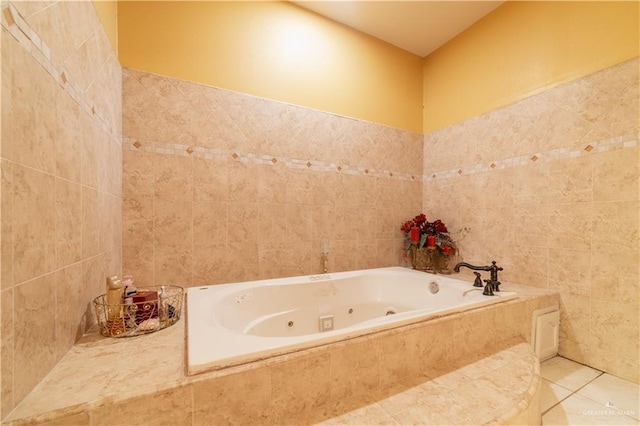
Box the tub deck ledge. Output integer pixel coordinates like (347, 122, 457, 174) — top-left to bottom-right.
(2, 279, 556, 425)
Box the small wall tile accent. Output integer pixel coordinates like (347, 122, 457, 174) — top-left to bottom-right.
(423, 57, 640, 383)
(1, 0, 122, 416)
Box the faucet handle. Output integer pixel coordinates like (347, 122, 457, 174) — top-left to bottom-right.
(482, 279, 495, 296)
(473, 272, 483, 287)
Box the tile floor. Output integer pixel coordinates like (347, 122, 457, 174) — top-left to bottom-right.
(541, 356, 640, 425)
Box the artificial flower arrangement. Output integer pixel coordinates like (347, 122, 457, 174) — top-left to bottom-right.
(400, 213, 457, 255)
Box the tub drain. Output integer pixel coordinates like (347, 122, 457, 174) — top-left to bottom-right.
(287, 321, 294, 328)
(386, 310, 396, 316)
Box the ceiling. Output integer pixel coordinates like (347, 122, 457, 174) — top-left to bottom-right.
(291, 1, 504, 57)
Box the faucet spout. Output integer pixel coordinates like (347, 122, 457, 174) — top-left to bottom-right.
(453, 262, 491, 273)
(453, 261, 503, 295)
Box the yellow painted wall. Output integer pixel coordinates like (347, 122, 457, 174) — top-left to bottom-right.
(423, 1, 640, 132)
(93, 1, 118, 53)
(117, 1, 423, 133)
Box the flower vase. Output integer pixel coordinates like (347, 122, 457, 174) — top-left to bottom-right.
(413, 247, 434, 272)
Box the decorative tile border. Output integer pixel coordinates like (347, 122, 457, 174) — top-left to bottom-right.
(125, 130, 638, 184)
(123, 138, 422, 182)
(425, 133, 638, 181)
(1, 3, 119, 142)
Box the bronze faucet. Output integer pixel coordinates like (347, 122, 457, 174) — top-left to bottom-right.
(453, 261, 503, 296)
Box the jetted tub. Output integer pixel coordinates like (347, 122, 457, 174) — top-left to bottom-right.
(186, 267, 517, 375)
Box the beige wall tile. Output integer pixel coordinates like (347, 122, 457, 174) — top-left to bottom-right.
(1, 159, 14, 289)
(513, 163, 549, 205)
(592, 201, 639, 252)
(192, 366, 271, 425)
(481, 206, 515, 261)
(108, 139, 123, 197)
(41, 412, 90, 426)
(13, 274, 58, 405)
(228, 160, 259, 202)
(323, 240, 350, 274)
(559, 293, 590, 350)
(55, 178, 82, 268)
(98, 192, 119, 254)
(12, 164, 56, 284)
(270, 353, 332, 422)
(3, 38, 56, 175)
(55, 90, 82, 184)
(548, 155, 592, 203)
(513, 204, 550, 248)
(256, 203, 287, 245)
(581, 59, 640, 138)
(484, 168, 515, 207)
(123, 244, 154, 286)
(154, 246, 193, 287)
(192, 241, 229, 285)
(589, 347, 639, 384)
(193, 201, 228, 247)
(154, 199, 192, 249)
(590, 299, 639, 360)
(193, 156, 228, 202)
(122, 195, 154, 249)
(23, 2, 98, 68)
(81, 255, 108, 330)
(154, 154, 193, 201)
(509, 245, 549, 288)
(593, 147, 639, 202)
(95, 128, 112, 195)
(123, 150, 154, 198)
(81, 187, 100, 259)
(379, 329, 421, 387)
(548, 248, 590, 296)
(81, 122, 99, 189)
(548, 202, 592, 251)
(330, 339, 380, 400)
(55, 263, 84, 358)
(1, 288, 14, 415)
(590, 250, 639, 307)
(92, 386, 192, 426)
(416, 321, 454, 377)
(226, 240, 260, 281)
(227, 202, 259, 244)
(62, 30, 110, 96)
(558, 338, 589, 365)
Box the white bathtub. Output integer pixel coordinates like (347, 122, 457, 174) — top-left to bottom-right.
(186, 267, 517, 375)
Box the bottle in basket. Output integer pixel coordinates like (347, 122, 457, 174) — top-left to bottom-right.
(106, 276, 125, 336)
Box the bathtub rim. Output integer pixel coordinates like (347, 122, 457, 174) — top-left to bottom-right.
(186, 267, 518, 375)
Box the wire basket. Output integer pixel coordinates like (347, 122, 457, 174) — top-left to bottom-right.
(93, 285, 183, 338)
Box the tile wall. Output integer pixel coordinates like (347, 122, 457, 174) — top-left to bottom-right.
(0, 1, 122, 417)
(423, 58, 639, 383)
(122, 69, 423, 287)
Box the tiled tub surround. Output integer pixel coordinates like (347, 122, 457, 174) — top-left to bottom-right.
(3, 280, 557, 425)
(1, 1, 122, 417)
(122, 68, 424, 288)
(422, 58, 640, 383)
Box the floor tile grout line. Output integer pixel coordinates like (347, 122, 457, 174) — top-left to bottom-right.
(540, 371, 605, 416)
(572, 372, 640, 423)
(542, 367, 638, 421)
